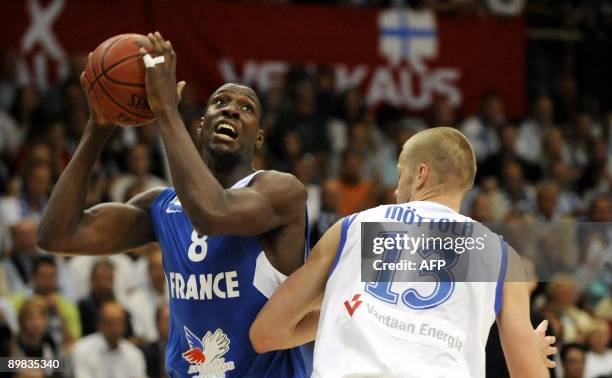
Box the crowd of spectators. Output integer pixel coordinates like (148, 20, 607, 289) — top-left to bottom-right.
(0, 1, 610, 378)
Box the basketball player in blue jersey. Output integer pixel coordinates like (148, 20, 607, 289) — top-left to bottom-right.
(251, 127, 556, 377)
(38, 32, 308, 377)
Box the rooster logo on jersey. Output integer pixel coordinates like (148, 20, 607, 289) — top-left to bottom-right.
(182, 327, 235, 376)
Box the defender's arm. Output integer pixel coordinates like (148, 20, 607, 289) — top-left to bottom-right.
(497, 247, 551, 378)
(250, 219, 342, 352)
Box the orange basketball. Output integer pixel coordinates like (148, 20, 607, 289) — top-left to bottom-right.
(83, 34, 154, 127)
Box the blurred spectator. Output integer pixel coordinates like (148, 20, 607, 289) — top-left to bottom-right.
(14, 141, 53, 174)
(0, 49, 18, 110)
(0, 159, 51, 228)
(500, 160, 536, 216)
(292, 156, 321, 227)
(587, 194, 611, 223)
(534, 181, 562, 221)
(125, 247, 168, 343)
(478, 124, 541, 184)
(584, 320, 612, 378)
(315, 65, 338, 120)
(569, 113, 600, 169)
(561, 343, 588, 378)
(15, 296, 61, 365)
(578, 139, 610, 201)
(330, 149, 375, 216)
(311, 180, 342, 245)
(276, 130, 304, 172)
(581, 193, 612, 261)
(134, 123, 167, 179)
(469, 193, 495, 222)
(64, 106, 89, 153)
(336, 87, 364, 126)
(348, 122, 379, 180)
(516, 94, 557, 164)
(428, 96, 456, 128)
(540, 127, 572, 175)
(71, 301, 146, 378)
(0, 107, 19, 163)
(9, 85, 43, 146)
(139, 303, 169, 378)
(11, 256, 81, 348)
(549, 161, 582, 216)
(464, 176, 507, 221)
(544, 274, 593, 344)
(1, 219, 39, 293)
(274, 79, 329, 160)
(109, 143, 166, 202)
(0, 217, 75, 299)
(78, 259, 117, 337)
(177, 79, 203, 123)
(43, 53, 87, 117)
(68, 253, 141, 305)
(460, 91, 505, 162)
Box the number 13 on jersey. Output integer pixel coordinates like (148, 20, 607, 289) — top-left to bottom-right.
(365, 232, 458, 310)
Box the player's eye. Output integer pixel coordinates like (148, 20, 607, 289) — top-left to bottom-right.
(213, 97, 226, 106)
(241, 104, 253, 113)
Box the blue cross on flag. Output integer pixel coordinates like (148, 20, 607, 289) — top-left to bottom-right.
(378, 9, 438, 68)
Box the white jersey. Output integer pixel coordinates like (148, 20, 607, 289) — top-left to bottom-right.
(312, 201, 507, 378)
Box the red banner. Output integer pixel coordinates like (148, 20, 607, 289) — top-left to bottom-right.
(0, 0, 525, 116)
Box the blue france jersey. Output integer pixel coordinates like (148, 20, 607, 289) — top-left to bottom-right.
(150, 171, 307, 378)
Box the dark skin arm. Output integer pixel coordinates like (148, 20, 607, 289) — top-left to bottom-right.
(142, 32, 307, 238)
(37, 73, 160, 255)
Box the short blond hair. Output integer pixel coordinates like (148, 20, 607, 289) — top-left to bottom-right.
(400, 127, 476, 193)
(18, 296, 49, 329)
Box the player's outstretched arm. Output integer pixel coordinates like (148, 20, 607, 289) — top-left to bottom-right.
(37, 74, 160, 255)
(140, 32, 307, 236)
(497, 247, 551, 378)
(250, 219, 342, 352)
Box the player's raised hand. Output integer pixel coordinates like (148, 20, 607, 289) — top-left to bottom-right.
(535, 320, 557, 369)
(140, 31, 186, 115)
(79, 62, 112, 127)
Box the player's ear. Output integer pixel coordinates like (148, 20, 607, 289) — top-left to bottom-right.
(415, 163, 428, 189)
(255, 129, 264, 149)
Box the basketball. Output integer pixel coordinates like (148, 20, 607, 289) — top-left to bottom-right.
(83, 34, 154, 127)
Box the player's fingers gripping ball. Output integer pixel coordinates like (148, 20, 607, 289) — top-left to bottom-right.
(82, 33, 155, 127)
(139, 31, 183, 114)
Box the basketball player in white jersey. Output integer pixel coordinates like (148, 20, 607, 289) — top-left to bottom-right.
(250, 127, 556, 377)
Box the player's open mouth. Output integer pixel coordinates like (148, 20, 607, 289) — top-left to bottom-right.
(213, 122, 238, 141)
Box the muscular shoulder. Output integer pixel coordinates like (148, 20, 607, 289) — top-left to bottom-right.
(125, 187, 167, 211)
(250, 171, 307, 210)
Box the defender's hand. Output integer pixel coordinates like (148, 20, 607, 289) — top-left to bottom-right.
(140, 31, 185, 115)
(535, 320, 557, 369)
